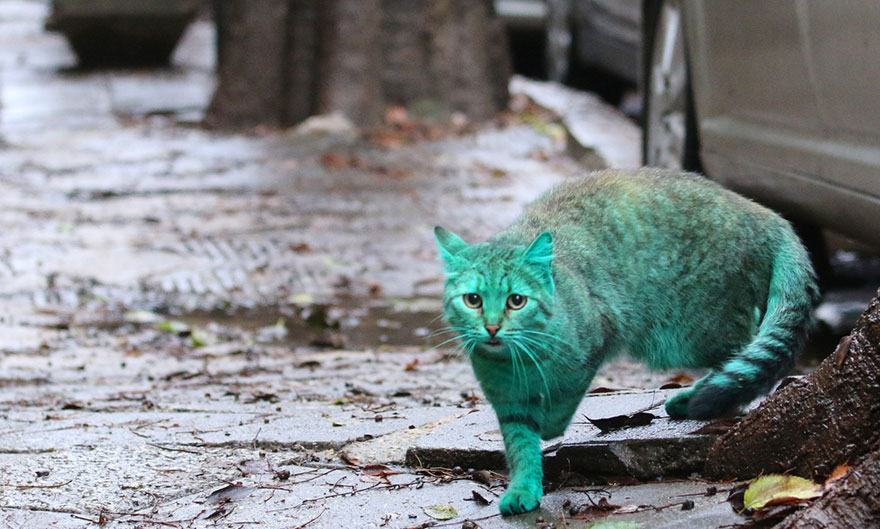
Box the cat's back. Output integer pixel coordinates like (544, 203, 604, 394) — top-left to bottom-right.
(514, 168, 780, 241)
(528, 168, 756, 216)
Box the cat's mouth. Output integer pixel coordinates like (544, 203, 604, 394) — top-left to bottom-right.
(485, 338, 502, 347)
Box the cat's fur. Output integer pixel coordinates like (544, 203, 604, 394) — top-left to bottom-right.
(435, 168, 819, 515)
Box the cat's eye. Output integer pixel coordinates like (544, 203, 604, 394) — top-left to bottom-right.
(463, 293, 483, 309)
(507, 294, 528, 310)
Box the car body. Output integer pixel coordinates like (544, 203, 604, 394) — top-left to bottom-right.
(643, 0, 880, 248)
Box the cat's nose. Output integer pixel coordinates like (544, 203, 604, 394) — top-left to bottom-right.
(485, 325, 500, 337)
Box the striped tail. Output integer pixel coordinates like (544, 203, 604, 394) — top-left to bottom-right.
(686, 228, 821, 419)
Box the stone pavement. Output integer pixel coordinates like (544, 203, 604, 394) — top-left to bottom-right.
(0, 2, 748, 528)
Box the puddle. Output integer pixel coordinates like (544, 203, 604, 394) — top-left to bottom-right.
(111, 298, 452, 350)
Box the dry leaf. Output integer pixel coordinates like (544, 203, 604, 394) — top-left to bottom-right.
(665, 373, 695, 384)
(834, 335, 852, 367)
(470, 490, 491, 505)
(825, 464, 852, 485)
(588, 387, 620, 394)
(585, 412, 656, 433)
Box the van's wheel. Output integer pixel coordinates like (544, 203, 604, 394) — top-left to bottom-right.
(642, 0, 700, 170)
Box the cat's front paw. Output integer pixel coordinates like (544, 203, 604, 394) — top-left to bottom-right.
(665, 389, 693, 419)
(499, 487, 541, 515)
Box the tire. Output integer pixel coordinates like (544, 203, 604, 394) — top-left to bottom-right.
(641, 0, 700, 171)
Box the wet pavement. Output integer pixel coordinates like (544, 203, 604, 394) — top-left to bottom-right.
(0, 2, 873, 528)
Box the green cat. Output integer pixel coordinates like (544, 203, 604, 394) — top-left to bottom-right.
(434, 168, 818, 515)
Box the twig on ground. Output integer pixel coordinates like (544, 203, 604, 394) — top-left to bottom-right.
(292, 507, 327, 529)
(0, 479, 73, 489)
(147, 443, 201, 454)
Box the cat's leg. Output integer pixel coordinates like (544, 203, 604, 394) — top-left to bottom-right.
(498, 418, 543, 515)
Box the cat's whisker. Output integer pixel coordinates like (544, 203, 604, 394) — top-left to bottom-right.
(426, 335, 465, 352)
(509, 343, 529, 397)
(426, 313, 447, 325)
(428, 327, 460, 336)
(514, 341, 553, 408)
(427, 330, 465, 341)
(521, 330, 574, 348)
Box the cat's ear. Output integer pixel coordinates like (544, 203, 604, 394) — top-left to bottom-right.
(434, 226, 468, 265)
(523, 231, 555, 292)
(522, 231, 554, 266)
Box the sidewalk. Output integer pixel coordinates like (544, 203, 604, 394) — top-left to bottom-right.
(0, 2, 743, 528)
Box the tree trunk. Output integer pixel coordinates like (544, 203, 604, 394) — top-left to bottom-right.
(207, 0, 289, 128)
(705, 288, 880, 481)
(207, 0, 511, 129)
(776, 443, 880, 529)
(311, 0, 384, 125)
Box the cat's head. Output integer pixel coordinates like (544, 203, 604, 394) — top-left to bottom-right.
(434, 226, 555, 356)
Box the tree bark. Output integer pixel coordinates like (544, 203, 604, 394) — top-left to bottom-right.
(312, 0, 384, 125)
(206, 0, 289, 128)
(705, 288, 880, 481)
(776, 444, 880, 529)
(207, 0, 510, 129)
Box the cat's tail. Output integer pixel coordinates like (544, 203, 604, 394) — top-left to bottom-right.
(686, 227, 820, 419)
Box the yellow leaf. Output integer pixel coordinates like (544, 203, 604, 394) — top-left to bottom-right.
(743, 475, 822, 510)
(422, 504, 457, 520)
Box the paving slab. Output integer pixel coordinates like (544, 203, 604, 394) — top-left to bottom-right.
(407, 389, 714, 479)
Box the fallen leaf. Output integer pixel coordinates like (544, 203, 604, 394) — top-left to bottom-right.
(834, 335, 852, 367)
(296, 360, 321, 369)
(404, 358, 419, 371)
(743, 475, 822, 510)
(246, 391, 280, 404)
(290, 242, 311, 253)
(586, 412, 656, 433)
(207, 483, 254, 503)
(569, 497, 621, 519)
(289, 293, 314, 305)
(422, 504, 457, 520)
(665, 373, 695, 384)
(588, 387, 620, 394)
(320, 152, 362, 169)
(340, 452, 360, 466)
(470, 490, 491, 505)
(727, 483, 748, 512)
(124, 310, 163, 324)
(191, 329, 214, 347)
(158, 320, 189, 335)
(361, 464, 402, 480)
(825, 464, 852, 485)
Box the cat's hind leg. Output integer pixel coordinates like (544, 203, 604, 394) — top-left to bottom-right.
(684, 234, 818, 419)
(664, 386, 694, 418)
